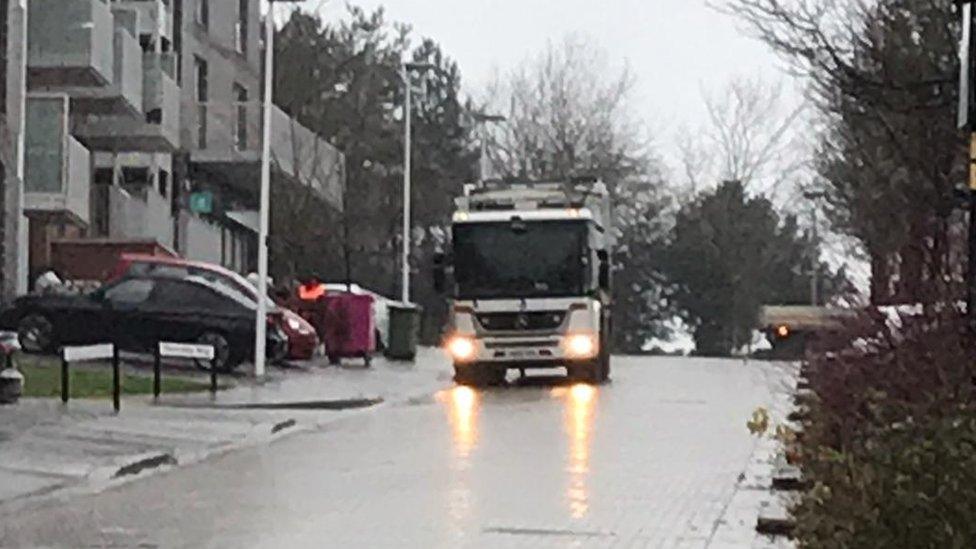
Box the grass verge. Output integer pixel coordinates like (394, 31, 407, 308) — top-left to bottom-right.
(16, 354, 213, 398)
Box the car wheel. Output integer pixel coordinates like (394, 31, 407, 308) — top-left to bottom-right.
(18, 314, 56, 354)
(194, 331, 237, 373)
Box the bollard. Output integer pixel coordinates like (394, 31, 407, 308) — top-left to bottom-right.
(210, 358, 218, 395)
(0, 350, 24, 404)
(61, 353, 69, 404)
(112, 345, 121, 413)
(153, 345, 162, 400)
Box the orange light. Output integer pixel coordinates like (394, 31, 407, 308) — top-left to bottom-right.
(447, 336, 477, 362)
(564, 334, 597, 359)
(776, 325, 790, 338)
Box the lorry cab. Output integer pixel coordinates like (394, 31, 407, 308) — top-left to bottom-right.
(437, 180, 613, 386)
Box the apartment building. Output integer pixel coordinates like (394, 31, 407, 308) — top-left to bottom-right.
(19, 0, 344, 287)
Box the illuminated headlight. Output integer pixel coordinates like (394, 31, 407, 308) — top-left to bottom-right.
(286, 317, 302, 331)
(564, 334, 598, 359)
(447, 336, 477, 362)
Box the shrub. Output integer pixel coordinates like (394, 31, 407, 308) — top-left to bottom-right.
(794, 306, 976, 548)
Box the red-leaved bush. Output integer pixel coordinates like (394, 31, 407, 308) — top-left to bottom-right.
(794, 305, 976, 547)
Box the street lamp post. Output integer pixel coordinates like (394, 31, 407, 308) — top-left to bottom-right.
(254, 0, 303, 379)
(472, 112, 506, 182)
(803, 191, 826, 306)
(399, 62, 435, 304)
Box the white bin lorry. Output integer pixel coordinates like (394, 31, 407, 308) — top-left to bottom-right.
(435, 179, 614, 386)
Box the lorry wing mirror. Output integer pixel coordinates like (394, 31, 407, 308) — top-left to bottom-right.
(433, 252, 447, 294)
(597, 250, 610, 290)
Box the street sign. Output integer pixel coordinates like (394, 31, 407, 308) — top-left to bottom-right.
(158, 342, 215, 360)
(189, 191, 213, 214)
(159, 342, 215, 360)
(62, 343, 114, 362)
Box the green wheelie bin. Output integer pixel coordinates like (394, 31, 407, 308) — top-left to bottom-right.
(385, 303, 422, 361)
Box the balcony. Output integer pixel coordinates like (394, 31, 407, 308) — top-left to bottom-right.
(24, 95, 91, 225)
(73, 52, 180, 151)
(115, 0, 174, 46)
(28, 1, 143, 117)
(91, 184, 174, 249)
(190, 102, 345, 211)
(27, 0, 115, 89)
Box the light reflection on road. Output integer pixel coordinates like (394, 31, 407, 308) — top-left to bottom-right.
(553, 383, 598, 519)
(438, 385, 482, 537)
(443, 385, 480, 461)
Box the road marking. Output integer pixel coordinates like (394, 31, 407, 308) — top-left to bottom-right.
(482, 526, 615, 538)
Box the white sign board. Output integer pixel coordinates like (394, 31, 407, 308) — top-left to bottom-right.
(62, 343, 114, 362)
(158, 342, 215, 360)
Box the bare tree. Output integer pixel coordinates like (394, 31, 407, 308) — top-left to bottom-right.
(720, 0, 964, 304)
(677, 75, 808, 204)
(482, 35, 656, 186)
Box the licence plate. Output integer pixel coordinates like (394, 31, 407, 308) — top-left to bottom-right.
(509, 349, 536, 358)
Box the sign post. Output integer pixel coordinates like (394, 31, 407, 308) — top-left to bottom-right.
(157, 342, 217, 397)
(60, 344, 116, 408)
(960, 1, 976, 322)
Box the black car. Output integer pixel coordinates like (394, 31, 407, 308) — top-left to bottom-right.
(0, 274, 288, 372)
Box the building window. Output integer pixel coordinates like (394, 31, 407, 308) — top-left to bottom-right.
(234, 84, 248, 151)
(237, 0, 249, 55)
(173, 0, 184, 85)
(194, 56, 208, 102)
(195, 56, 209, 148)
(158, 170, 170, 198)
(198, 105, 208, 149)
(195, 0, 209, 30)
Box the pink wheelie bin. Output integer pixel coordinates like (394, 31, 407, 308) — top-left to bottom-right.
(322, 293, 376, 366)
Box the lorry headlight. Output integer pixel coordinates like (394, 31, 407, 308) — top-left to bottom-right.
(447, 336, 477, 362)
(564, 334, 597, 359)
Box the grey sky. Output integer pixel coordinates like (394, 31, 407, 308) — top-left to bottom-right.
(315, 0, 792, 145)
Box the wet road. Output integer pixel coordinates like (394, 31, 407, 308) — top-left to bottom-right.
(0, 356, 788, 548)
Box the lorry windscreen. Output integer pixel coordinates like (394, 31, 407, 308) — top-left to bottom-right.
(453, 220, 588, 299)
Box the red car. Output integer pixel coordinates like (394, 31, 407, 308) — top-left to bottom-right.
(108, 254, 319, 360)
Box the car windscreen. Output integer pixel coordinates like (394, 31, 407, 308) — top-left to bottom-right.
(453, 220, 588, 299)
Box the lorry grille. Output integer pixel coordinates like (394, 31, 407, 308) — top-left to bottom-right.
(476, 312, 566, 331)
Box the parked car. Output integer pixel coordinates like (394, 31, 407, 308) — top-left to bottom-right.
(108, 254, 319, 360)
(0, 274, 288, 372)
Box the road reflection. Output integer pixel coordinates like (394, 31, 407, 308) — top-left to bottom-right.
(438, 385, 482, 536)
(443, 385, 480, 461)
(553, 383, 598, 519)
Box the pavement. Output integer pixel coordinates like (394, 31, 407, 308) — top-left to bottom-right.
(0, 355, 797, 548)
(0, 347, 452, 514)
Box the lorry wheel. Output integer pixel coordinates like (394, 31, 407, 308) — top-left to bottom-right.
(487, 367, 507, 386)
(598, 352, 611, 383)
(454, 363, 490, 388)
(571, 362, 602, 385)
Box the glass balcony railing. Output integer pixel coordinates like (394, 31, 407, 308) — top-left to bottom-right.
(23, 95, 91, 224)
